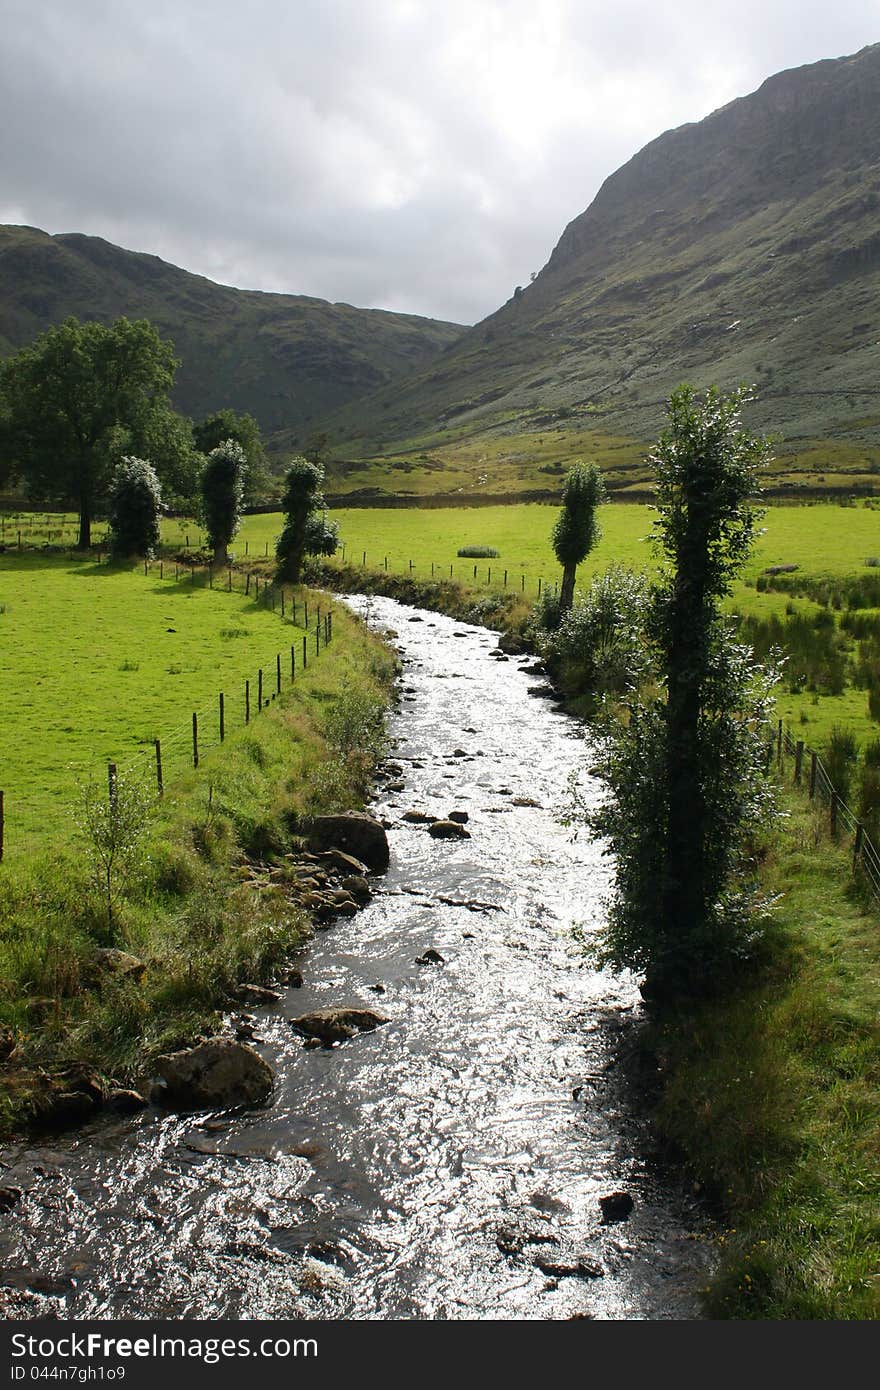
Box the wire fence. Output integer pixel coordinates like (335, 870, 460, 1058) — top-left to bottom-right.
(775, 719, 880, 905)
(0, 560, 336, 862)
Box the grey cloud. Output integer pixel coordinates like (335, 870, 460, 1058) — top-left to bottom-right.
(0, 0, 876, 323)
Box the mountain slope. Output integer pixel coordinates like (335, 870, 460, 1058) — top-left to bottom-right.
(0, 226, 465, 439)
(329, 43, 880, 497)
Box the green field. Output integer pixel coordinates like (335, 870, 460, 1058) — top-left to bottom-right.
(0, 554, 325, 858)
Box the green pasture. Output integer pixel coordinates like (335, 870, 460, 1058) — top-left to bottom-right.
(0, 554, 319, 858)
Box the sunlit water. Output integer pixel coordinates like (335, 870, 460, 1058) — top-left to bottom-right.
(0, 597, 714, 1320)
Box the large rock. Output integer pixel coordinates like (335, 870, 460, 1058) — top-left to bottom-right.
(155, 1040, 274, 1110)
(289, 1007, 389, 1044)
(307, 813, 390, 872)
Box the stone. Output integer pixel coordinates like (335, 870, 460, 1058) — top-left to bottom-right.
(402, 809, 435, 823)
(498, 631, 528, 654)
(91, 948, 147, 982)
(279, 967, 304, 988)
(429, 820, 471, 840)
(341, 874, 372, 903)
(307, 813, 390, 872)
(447, 810, 469, 823)
(155, 1040, 274, 1110)
(416, 948, 445, 966)
(234, 984, 282, 1005)
(511, 796, 542, 808)
(0, 1186, 23, 1213)
(599, 1191, 634, 1222)
(106, 1088, 149, 1114)
(316, 848, 370, 876)
(288, 1007, 389, 1045)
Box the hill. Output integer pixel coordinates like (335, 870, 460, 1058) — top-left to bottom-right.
(0, 225, 465, 443)
(325, 43, 880, 500)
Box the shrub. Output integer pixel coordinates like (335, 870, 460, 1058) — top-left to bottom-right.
(108, 456, 162, 559)
(541, 564, 650, 700)
(825, 727, 859, 804)
(457, 546, 499, 558)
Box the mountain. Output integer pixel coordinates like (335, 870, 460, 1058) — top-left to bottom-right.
(328, 43, 880, 499)
(0, 225, 465, 442)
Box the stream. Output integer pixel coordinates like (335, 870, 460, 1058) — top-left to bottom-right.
(0, 596, 714, 1320)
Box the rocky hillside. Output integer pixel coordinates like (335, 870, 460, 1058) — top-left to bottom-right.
(0, 226, 465, 439)
(331, 43, 880, 494)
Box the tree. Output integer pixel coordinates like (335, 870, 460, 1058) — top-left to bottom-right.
(0, 316, 177, 548)
(589, 385, 776, 1000)
(552, 462, 605, 615)
(275, 457, 339, 584)
(193, 408, 270, 503)
(200, 439, 246, 567)
(107, 456, 162, 559)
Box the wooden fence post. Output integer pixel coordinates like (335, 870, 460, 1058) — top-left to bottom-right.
(854, 822, 864, 871)
(245, 679, 250, 724)
(795, 740, 804, 784)
(809, 752, 818, 799)
(192, 714, 199, 768)
(258, 668, 263, 710)
(291, 645, 296, 680)
(219, 691, 225, 741)
(303, 635, 308, 669)
(276, 653, 281, 695)
(155, 739, 163, 796)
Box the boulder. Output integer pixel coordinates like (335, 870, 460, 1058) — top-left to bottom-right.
(288, 1007, 389, 1044)
(416, 948, 445, 966)
(155, 1040, 274, 1110)
(234, 984, 282, 1005)
(307, 813, 390, 872)
(447, 810, 469, 824)
(316, 848, 370, 876)
(498, 631, 528, 655)
(341, 874, 372, 903)
(402, 809, 434, 824)
(0, 1186, 23, 1213)
(429, 820, 471, 840)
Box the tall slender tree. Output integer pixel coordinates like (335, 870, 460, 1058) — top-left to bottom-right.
(591, 385, 776, 999)
(552, 462, 605, 614)
(107, 456, 162, 559)
(200, 439, 246, 567)
(275, 457, 338, 584)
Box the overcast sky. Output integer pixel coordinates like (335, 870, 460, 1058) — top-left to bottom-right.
(0, 1, 877, 324)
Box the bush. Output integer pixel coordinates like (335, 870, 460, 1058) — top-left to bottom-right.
(457, 546, 499, 558)
(825, 727, 859, 804)
(541, 564, 650, 700)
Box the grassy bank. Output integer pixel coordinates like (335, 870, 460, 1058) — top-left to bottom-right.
(0, 598, 397, 1137)
(647, 786, 880, 1318)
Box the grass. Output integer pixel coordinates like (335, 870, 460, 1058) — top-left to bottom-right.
(0, 591, 397, 1135)
(0, 553, 320, 857)
(651, 786, 880, 1318)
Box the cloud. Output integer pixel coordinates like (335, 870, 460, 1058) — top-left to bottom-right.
(0, 0, 876, 322)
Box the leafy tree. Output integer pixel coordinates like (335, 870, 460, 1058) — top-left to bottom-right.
(200, 439, 246, 567)
(108, 456, 162, 559)
(275, 457, 339, 584)
(303, 430, 331, 468)
(193, 408, 270, 503)
(78, 770, 151, 938)
(136, 404, 202, 512)
(588, 385, 776, 1000)
(0, 316, 176, 547)
(552, 462, 605, 615)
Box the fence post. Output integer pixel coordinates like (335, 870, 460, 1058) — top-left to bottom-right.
(291, 645, 296, 681)
(315, 621, 320, 655)
(192, 714, 199, 768)
(304, 599, 309, 629)
(155, 739, 163, 796)
(258, 668, 263, 710)
(504, 570, 507, 587)
(209, 566, 213, 589)
(409, 559, 414, 574)
(228, 569, 232, 591)
(276, 653, 281, 695)
(245, 679, 250, 724)
(246, 573, 251, 596)
(219, 691, 225, 741)
(521, 573, 525, 591)
(809, 751, 818, 799)
(385, 556, 389, 571)
(854, 822, 864, 872)
(538, 577, 542, 597)
(795, 740, 804, 784)
(281, 589, 285, 618)
(303, 635, 308, 669)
